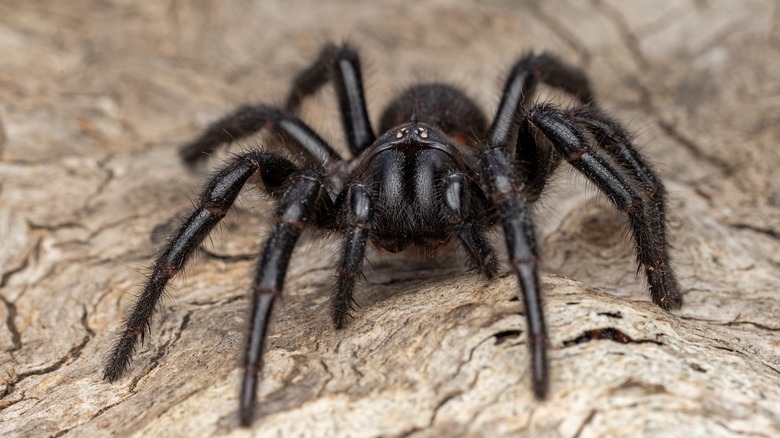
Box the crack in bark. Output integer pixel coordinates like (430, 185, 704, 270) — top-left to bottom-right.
(688, 362, 707, 373)
(426, 334, 505, 434)
(128, 312, 192, 394)
(724, 320, 780, 332)
(0, 294, 21, 353)
(81, 346, 213, 435)
(713, 420, 774, 438)
(656, 120, 734, 175)
(26, 219, 86, 232)
(0, 238, 42, 352)
(91, 154, 115, 204)
(199, 247, 257, 263)
(609, 378, 667, 396)
(83, 394, 127, 427)
(679, 314, 780, 332)
(81, 305, 96, 338)
(3, 335, 91, 401)
(492, 329, 522, 345)
(466, 374, 504, 428)
(51, 426, 71, 438)
(0, 238, 39, 289)
(597, 311, 623, 319)
(562, 327, 664, 347)
(185, 294, 245, 309)
(590, 1, 737, 178)
(126, 384, 210, 435)
(573, 409, 597, 438)
(398, 332, 504, 436)
(400, 387, 469, 437)
(523, 2, 592, 64)
(592, 0, 650, 70)
(4, 314, 95, 410)
(314, 358, 334, 400)
(729, 223, 780, 240)
(1, 305, 96, 411)
(676, 316, 780, 376)
(81, 213, 148, 245)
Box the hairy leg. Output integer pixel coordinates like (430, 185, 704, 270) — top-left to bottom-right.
(479, 147, 548, 397)
(331, 181, 373, 329)
(569, 107, 674, 261)
(103, 152, 301, 382)
(240, 170, 327, 426)
(442, 172, 499, 278)
(471, 54, 591, 396)
(285, 43, 375, 155)
(179, 105, 343, 166)
(527, 106, 681, 310)
(489, 52, 595, 151)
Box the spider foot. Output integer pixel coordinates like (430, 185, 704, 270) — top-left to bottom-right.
(332, 282, 360, 330)
(647, 265, 682, 310)
(332, 306, 355, 330)
(474, 252, 500, 280)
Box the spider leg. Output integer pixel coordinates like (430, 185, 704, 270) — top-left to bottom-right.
(179, 105, 343, 166)
(240, 170, 326, 426)
(477, 58, 574, 396)
(479, 147, 548, 398)
(442, 172, 499, 279)
(331, 182, 373, 329)
(568, 107, 673, 248)
(489, 53, 595, 151)
(527, 106, 682, 310)
(490, 53, 594, 200)
(515, 117, 564, 202)
(103, 152, 301, 382)
(284, 43, 376, 155)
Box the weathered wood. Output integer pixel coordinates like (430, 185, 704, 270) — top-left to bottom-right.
(1, 1, 778, 436)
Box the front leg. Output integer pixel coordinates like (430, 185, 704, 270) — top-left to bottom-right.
(331, 181, 373, 329)
(103, 152, 300, 383)
(442, 172, 499, 279)
(240, 170, 327, 426)
(479, 147, 548, 398)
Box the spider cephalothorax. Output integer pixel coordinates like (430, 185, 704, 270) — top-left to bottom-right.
(103, 43, 682, 426)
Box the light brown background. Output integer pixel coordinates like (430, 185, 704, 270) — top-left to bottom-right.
(1, 1, 779, 437)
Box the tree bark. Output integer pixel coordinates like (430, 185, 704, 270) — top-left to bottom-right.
(1, 1, 778, 436)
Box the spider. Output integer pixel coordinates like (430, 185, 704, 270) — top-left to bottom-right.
(103, 43, 682, 426)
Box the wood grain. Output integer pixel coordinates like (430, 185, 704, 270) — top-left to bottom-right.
(1, 1, 778, 436)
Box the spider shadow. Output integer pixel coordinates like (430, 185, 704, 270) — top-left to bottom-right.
(355, 244, 484, 311)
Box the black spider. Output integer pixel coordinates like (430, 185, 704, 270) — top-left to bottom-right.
(103, 43, 682, 426)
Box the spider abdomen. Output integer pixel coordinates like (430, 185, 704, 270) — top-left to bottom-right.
(378, 84, 488, 147)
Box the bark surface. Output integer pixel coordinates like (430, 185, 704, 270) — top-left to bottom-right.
(1, 1, 779, 437)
